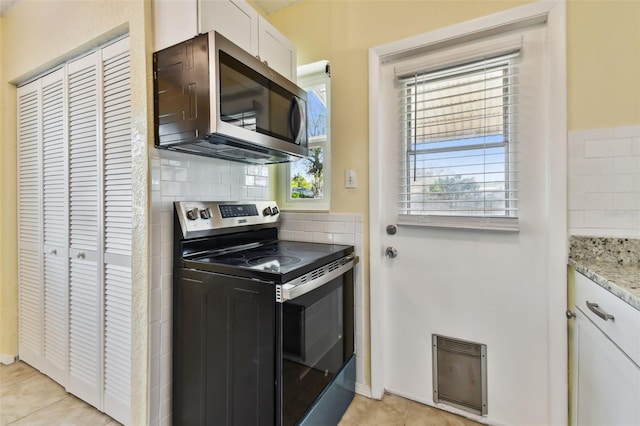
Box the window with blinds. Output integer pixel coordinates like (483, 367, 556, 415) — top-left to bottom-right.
(398, 52, 519, 231)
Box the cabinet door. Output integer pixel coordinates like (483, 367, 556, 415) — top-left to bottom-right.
(572, 308, 640, 426)
(17, 80, 44, 368)
(257, 16, 296, 81)
(41, 69, 69, 386)
(173, 271, 275, 425)
(152, 0, 198, 51)
(67, 51, 102, 408)
(199, 0, 258, 55)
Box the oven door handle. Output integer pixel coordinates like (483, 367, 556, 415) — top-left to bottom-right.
(278, 255, 358, 302)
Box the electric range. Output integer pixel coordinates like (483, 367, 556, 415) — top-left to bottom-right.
(172, 200, 357, 426)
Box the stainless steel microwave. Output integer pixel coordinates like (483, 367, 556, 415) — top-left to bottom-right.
(153, 31, 308, 164)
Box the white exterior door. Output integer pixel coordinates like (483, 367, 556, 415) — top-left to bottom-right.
(369, 4, 566, 426)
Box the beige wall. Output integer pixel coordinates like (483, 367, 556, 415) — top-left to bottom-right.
(0, 1, 152, 423)
(0, 14, 20, 363)
(568, 0, 640, 130)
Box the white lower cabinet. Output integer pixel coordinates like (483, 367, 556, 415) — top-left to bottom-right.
(571, 270, 640, 426)
(17, 36, 132, 425)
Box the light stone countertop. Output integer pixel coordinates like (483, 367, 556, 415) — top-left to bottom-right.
(568, 258, 640, 311)
(569, 236, 640, 312)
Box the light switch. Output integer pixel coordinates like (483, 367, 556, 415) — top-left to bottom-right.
(345, 169, 357, 188)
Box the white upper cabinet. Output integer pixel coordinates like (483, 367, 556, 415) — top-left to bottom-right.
(257, 15, 296, 81)
(153, 0, 198, 52)
(199, 0, 259, 56)
(154, 0, 296, 80)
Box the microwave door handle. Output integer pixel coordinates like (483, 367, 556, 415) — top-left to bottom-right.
(289, 97, 305, 146)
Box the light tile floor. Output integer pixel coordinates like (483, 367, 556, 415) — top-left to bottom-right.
(1, 361, 482, 426)
(339, 393, 482, 426)
(0, 361, 117, 426)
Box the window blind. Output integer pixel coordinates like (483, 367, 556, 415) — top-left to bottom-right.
(397, 52, 519, 230)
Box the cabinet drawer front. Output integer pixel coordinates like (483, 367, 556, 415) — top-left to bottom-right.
(574, 271, 640, 366)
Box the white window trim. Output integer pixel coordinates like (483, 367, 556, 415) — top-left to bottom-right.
(278, 61, 331, 211)
(368, 3, 567, 425)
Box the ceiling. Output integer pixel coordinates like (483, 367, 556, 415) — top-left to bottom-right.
(253, 0, 301, 15)
(0, 0, 19, 16)
(0, 0, 299, 18)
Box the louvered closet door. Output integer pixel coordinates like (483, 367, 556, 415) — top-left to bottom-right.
(67, 51, 102, 409)
(101, 38, 132, 426)
(41, 69, 69, 386)
(17, 81, 43, 368)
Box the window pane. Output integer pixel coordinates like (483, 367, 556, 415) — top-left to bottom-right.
(307, 85, 327, 137)
(290, 146, 324, 199)
(406, 140, 508, 216)
(289, 81, 327, 201)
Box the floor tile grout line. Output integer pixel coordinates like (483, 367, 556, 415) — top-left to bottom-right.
(4, 394, 72, 425)
(0, 366, 39, 391)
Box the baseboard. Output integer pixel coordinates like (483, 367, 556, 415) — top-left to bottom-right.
(355, 382, 372, 398)
(0, 353, 17, 365)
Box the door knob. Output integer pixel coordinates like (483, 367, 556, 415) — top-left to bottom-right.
(385, 247, 398, 258)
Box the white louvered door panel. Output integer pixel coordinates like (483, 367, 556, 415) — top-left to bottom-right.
(17, 81, 44, 368)
(41, 69, 69, 386)
(103, 262, 131, 424)
(101, 38, 132, 425)
(67, 51, 102, 409)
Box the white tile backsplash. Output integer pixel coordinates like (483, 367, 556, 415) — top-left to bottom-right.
(568, 125, 640, 237)
(584, 137, 633, 158)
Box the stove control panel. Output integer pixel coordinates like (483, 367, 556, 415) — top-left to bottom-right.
(175, 201, 280, 239)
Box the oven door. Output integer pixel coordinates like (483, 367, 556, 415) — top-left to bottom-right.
(279, 266, 355, 426)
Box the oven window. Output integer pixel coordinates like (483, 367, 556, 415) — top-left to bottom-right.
(281, 274, 353, 426)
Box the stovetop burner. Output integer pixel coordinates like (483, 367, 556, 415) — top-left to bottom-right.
(247, 255, 301, 266)
(185, 239, 353, 282)
(247, 255, 302, 272)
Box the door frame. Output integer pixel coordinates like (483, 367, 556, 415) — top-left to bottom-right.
(368, 1, 567, 423)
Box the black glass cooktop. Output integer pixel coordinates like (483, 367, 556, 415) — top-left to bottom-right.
(184, 240, 353, 283)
